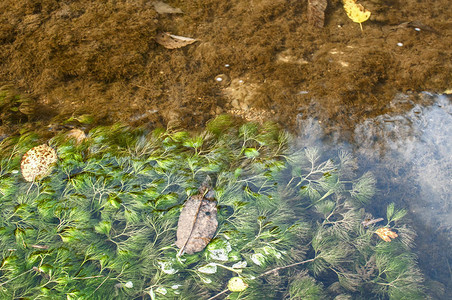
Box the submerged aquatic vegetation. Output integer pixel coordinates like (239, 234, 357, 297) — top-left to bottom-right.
(0, 117, 425, 299)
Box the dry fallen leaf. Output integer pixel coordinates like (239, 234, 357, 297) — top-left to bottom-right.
(375, 227, 398, 242)
(176, 177, 218, 255)
(307, 0, 328, 28)
(155, 32, 197, 49)
(66, 128, 87, 144)
(343, 0, 371, 31)
(152, 1, 183, 14)
(21, 144, 58, 182)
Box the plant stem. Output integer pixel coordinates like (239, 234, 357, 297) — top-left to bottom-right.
(257, 257, 316, 278)
(0, 268, 34, 287)
(207, 288, 228, 300)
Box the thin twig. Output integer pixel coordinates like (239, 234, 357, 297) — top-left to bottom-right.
(257, 258, 316, 278)
(91, 275, 110, 295)
(73, 275, 104, 280)
(207, 288, 228, 300)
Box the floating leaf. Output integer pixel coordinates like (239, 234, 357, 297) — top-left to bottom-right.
(155, 287, 167, 295)
(228, 277, 248, 292)
(156, 32, 197, 49)
(198, 263, 218, 274)
(244, 148, 259, 159)
(307, 0, 327, 28)
(250, 253, 266, 266)
(375, 227, 398, 242)
(199, 275, 212, 284)
(157, 260, 178, 274)
(176, 177, 218, 255)
(262, 245, 282, 259)
(153, 1, 183, 14)
(343, 0, 371, 31)
(207, 239, 232, 261)
(232, 261, 247, 269)
(229, 251, 242, 262)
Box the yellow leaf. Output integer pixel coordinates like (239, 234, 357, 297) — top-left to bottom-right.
(227, 277, 248, 292)
(375, 227, 398, 242)
(343, 0, 371, 30)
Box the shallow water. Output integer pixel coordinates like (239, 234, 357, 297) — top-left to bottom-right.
(1, 93, 450, 299)
(297, 93, 452, 296)
(355, 94, 452, 229)
(1, 1, 451, 298)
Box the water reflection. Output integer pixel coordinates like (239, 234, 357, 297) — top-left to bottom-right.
(297, 93, 452, 295)
(354, 94, 452, 230)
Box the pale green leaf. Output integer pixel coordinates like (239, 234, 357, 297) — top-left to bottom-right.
(198, 263, 218, 274)
(244, 148, 259, 158)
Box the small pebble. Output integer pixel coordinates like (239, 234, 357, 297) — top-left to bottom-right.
(397, 42, 403, 47)
(214, 74, 230, 85)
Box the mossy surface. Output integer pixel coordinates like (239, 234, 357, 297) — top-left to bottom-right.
(0, 119, 424, 299)
(0, 1, 450, 136)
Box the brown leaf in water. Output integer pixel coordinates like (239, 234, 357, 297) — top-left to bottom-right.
(155, 32, 197, 49)
(176, 178, 218, 255)
(307, 0, 328, 28)
(152, 1, 183, 14)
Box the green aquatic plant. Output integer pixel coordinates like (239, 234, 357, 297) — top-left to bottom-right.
(0, 117, 425, 299)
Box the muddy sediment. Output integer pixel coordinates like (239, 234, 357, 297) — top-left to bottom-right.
(0, 0, 450, 136)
